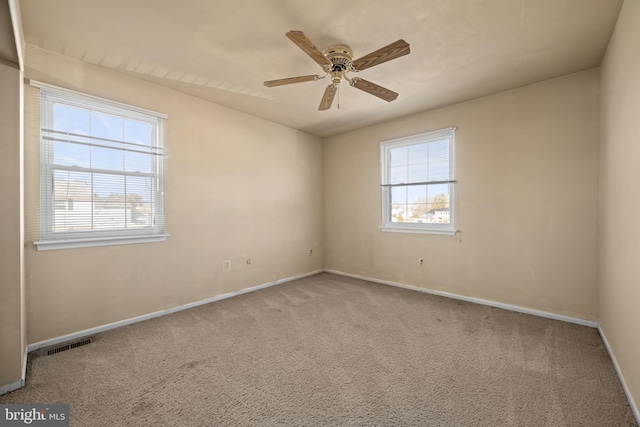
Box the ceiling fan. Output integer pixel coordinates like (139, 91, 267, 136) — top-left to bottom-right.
(264, 31, 410, 111)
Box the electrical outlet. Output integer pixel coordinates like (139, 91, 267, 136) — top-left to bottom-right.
(223, 260, 232, 271)
(309, 249, 313, 255)
(246, 259, 251, 265)
(419, 259, 424, 266)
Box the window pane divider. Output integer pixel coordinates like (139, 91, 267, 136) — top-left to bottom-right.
(51, 165, 156, 178)
(380, 180, 456, 187)
(43, 128, 164, 152)
(43, 136, 164, 157)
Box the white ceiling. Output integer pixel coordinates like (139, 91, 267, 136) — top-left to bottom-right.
(20, 0, 622, 137)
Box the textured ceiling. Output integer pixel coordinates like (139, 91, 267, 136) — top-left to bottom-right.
(20, 0, 622, 137)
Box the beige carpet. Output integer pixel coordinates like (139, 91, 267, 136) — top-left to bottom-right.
(1, 273, 637, 426)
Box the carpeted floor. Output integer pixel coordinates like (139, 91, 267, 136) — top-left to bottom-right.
(1, 273, 637, 426)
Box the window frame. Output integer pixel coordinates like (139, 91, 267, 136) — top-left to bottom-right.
(34, 82, 168, 250)
(380, 127, 457, 235)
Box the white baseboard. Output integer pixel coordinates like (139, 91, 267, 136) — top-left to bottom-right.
(26, 269, 323, 353)
(598, 325, 640, 424)
(324, 269, 599, 328)
(0, 377, 24, 396)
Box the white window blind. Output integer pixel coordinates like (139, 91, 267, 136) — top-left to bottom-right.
(35, 84, 168, 250)
(380, 127, 456, 234)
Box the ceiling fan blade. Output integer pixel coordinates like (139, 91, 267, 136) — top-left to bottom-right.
(351, 78, 399, 102)
(352, 39, 410, 71)
(318, 84, 338, 111)
(286, 31, 332, 68)
(264, 75, 322, 87)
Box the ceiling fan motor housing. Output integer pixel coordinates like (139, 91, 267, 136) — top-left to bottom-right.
(323, 45, 354, 73)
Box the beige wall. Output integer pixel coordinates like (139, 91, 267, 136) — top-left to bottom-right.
(23, 45, 323, 344)
(324, 69, 600, 320)
(599, 0, 640, 413)
(0, 62, 25, 388)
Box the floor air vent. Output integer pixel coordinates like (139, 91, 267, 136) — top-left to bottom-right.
(46, 337, 93, 356)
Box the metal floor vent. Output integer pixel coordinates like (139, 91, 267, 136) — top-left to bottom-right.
(46, 337, 93, 356)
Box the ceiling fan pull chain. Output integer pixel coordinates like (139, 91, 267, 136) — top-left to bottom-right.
(337, 84, 340, 109)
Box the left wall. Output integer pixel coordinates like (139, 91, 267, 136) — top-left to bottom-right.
(23, 45, 324, 344)
(0, 61, 25, 392)
(0, 0, 26, 394)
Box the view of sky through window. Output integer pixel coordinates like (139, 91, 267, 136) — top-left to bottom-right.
(50, 102, 157, 231)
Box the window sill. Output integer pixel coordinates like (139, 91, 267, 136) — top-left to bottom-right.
(34, 234, 169, 251)
(380, 226, 457, 236)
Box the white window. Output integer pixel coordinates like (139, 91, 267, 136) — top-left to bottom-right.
(34, 84, 168, 250)
(380, 127, 456, 235)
